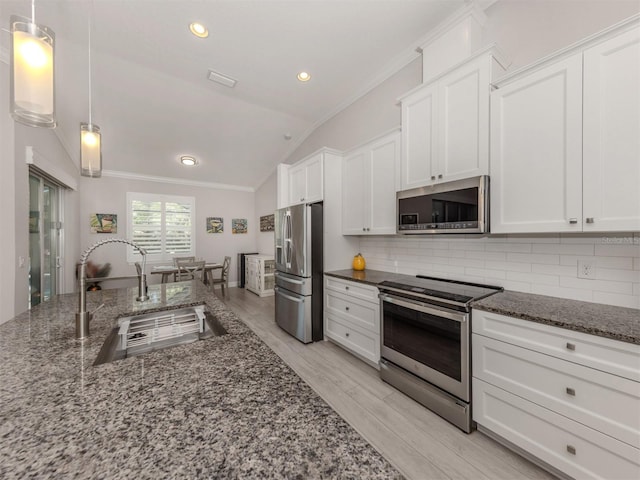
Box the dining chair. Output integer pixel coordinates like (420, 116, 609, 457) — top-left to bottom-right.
(211, 256, 231, 298)
(176, 259, 205, 282)
(173, 256, 196, 281)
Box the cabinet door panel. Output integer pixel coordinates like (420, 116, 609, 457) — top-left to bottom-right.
(305, 154, 324, 203)
(583, 26, 640, 231)
(490, 55, 583, 233)
(473, 333, 640, 448)
(438, 56, 489, 181)
(342, 149, 366, 234)
(288, 164, 307, 206)
(474, 379, 640, 480)
(368, 134, 398, 234)
(401, 84, 437, 190)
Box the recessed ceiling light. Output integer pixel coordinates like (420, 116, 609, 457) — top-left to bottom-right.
(180, 155, 197, 166)
(297, 71, 311, 82)
(189, 22, 208, 38)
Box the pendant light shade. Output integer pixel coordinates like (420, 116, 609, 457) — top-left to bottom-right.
(9, 14, 56, 128)
(81, 123, 102, 178)
(81, 6, 101, 178)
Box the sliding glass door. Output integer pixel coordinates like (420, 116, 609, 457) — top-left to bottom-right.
(29, 173, 62, 308)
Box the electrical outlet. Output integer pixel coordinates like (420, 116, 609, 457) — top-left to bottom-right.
(578, 259, 596, 279)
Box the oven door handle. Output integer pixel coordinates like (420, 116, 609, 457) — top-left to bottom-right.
(380, 294, 468, 323)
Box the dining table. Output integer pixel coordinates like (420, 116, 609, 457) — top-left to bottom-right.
(151, 262, 222, 285)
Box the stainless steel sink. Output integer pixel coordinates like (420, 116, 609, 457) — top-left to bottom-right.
(94, 305, 227, 365)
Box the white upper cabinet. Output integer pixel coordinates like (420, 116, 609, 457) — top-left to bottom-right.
(490, 55, 583, 233)
(583, 27, 640, 232)
(343, 131, 399, 235)
(401, 84, 437, 190)
(437, 55, 491, 182)
(400, 49, 504, 191)
(287, 152, 323, 206)
(491, 19, 640, 234)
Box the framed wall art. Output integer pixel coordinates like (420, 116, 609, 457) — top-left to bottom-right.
(260, 213, 275, 232)
(207, 217, 223, 233)
(232, 218, 247, 234)
(90, 213, 117, 234)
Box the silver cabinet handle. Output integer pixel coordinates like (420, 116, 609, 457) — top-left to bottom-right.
(362, 227, 366, 232)
(585, 217, 594, 224)
(438, 174, 443, 179)
(431, 175, 436, 180)
(566, 387, 576, 396)
(566, 342, 576, 351)
(345, 306, 350, 311)
(569, 218, 578, 224)
(345, 332, 350, 337)
(566, 445, 576, 455)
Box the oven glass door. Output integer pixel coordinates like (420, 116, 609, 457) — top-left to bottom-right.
(380, 294, 470, 401)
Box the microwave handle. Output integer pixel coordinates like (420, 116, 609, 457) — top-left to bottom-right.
(380, 294, 467, 323)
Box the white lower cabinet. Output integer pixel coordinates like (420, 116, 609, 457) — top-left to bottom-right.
(323, 275, 380, 367)
(472, 310, 640, 479)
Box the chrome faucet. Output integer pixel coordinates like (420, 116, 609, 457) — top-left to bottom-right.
(76, 238, 148, 339)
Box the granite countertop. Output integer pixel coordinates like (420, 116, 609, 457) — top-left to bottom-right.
(325, 269, 640, 345)
(471, 290, 640, 345)
(0, 281, 401, 479)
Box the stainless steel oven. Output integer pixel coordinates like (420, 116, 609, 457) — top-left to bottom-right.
(378, 276, 502, 433)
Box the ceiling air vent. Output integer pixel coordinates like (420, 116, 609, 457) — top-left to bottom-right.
(207, 70, 237, 88)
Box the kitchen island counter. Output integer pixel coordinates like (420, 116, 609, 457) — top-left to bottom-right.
(0, 281, 400, 479)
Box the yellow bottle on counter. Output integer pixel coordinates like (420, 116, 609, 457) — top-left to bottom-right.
(352, 253, 366, 271)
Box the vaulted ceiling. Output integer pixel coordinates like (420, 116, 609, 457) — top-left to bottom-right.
(1, 0, 465, 189)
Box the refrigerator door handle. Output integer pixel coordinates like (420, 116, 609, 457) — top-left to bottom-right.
(285, 211, 292, 268)
(275, 272, 306, 285)
(275, 286, 304, 303)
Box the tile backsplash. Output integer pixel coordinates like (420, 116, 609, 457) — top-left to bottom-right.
(359, 233, 640, 309)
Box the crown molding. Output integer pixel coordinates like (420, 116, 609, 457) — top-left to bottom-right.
(102, 169, 255, 192)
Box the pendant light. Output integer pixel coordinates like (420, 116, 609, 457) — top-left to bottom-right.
(80, 7, 101, 178)
(9, 0, 56, 128)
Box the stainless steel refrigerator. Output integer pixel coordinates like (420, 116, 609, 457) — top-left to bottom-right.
(274, 202, 323, 343)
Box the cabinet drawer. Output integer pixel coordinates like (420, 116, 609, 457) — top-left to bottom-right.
(474, 379, 640, 480)
(325, 276, 379, 303)
(325, 313, 379, 365)
(325, 291, 379, 333)
(473, 334, 640, 448)
(473, 310, 640, 381)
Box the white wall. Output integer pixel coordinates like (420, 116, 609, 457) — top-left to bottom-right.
(360, 234, 640, 309)
(483, 0, 640, 72)
(78, 175, 257, 286)
(0, 57, 80, 322)
(0, 60, 16, 324)
(254, 170, 277, 256)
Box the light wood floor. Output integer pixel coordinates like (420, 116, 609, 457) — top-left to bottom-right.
(216, 286, 556, 480)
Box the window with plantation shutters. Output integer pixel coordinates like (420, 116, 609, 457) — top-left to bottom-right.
(126, 192, 195, 263)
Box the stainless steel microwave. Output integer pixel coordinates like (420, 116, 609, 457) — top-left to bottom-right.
(397, 176, 489, 234)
